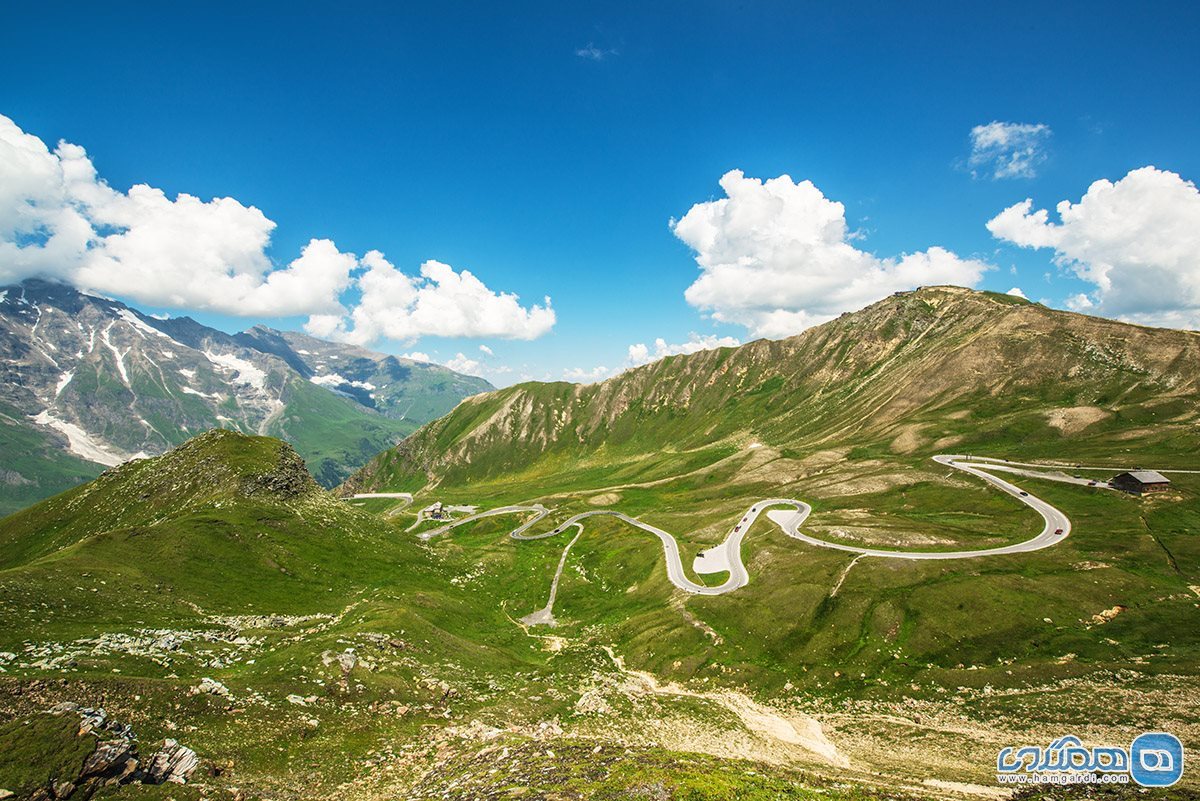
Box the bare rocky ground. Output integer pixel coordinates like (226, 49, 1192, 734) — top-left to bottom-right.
(5, 606, 1197, 800)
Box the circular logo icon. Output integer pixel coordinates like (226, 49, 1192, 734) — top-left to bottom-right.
(1130, 732, 1184, 787)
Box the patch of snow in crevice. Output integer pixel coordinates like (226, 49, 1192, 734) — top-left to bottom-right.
(178, 368, 196, 379)
(204, 350, 266, 390)
(101, 323, 130, 386)
(56, 371, 74, 397)
(161, 350, 175, 359)
(116, 308, 181, 344)
(181, 386, 222, 400)
(0, 290, 7, 304)
(32, 410, 129, 466)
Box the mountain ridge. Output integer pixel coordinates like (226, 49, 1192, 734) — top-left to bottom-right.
(345, 285, 1200, 496)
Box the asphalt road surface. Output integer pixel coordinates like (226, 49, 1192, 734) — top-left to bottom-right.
(405, 455, 1144, 601)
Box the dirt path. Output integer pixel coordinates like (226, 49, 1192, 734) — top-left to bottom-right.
(602, 647, 849, 767)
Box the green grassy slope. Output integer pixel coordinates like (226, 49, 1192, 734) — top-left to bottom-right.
(1, 430, 949, 798)
(321, 285, 1200, 791)
(5, 286, 1200, 797)
(266, 377, 416, 487)
(0, 401, 104, 518)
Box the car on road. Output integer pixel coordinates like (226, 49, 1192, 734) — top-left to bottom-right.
(734, 525, 740, 532)
(1020, 491, 1029, 496)
(1055, 528, 1064, 535)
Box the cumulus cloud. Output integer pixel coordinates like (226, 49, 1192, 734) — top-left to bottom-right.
(987, 166, 1200, 328)
(672, 170, 991, 338)
(479, 344, 494, 356)
(0, 114, 354, 316)
(306, 251, 555, 346)
(1006, 286, 1028, 299)
(968, 121, 1052, 179)
(627, 333, 741, 366)
(402, 351, 432, 362)
(562, 365, 612, 383)
(1, 114, 555, 343)
(444, 353, 485, 377)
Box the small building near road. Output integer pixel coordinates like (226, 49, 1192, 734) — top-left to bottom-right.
(1110, 470, 1171, 495)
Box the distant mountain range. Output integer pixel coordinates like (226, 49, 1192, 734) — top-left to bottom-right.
(0, 278, 492, 514)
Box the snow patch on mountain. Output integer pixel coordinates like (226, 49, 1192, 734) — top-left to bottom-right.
(56, 371, 74, 397)
(32, 410, 144, 466)
(116, 308, 179, 343)
(204, 350, 267, 390)
(101, 324, 131, 386)
(181, 386, 222, 400)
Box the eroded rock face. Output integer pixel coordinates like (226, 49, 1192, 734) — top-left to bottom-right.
(20, 705, 202, 798)
(144, 739, 200, 785)
(80, 739, 139, 782)
(240, 444, 320, 499)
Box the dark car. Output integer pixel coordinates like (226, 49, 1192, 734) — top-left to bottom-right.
(1054, 528, 1064, 535)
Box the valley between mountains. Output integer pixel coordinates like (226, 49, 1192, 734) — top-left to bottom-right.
(1, 286, 1198, 800)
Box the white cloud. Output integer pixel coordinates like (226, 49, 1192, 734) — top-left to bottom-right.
(1, 114, 555, 344)
(306, 251, 555, 346)
(444, 352, 484, 377)
(627, 333, 741, 366)
(562, 365, 611, 383)
(479, 344, 494, 356)
(1064, 293, 1094, 312)
(968, 121, 1052, 180)
(402, 351, 432, 362)
(575, 43, 617, 61)
(987, 166, 1200, 328)
(1006, 286, 1028, 299)
(672, 170, 991, 338)
(0, 114, 355, 316)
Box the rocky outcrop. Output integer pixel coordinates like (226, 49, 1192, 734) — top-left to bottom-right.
(239, 443, 320, 499)
(16, 704, 201, 799)
(143, 740, 199, 785)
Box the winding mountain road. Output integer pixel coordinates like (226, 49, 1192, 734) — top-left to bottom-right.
(412, 455, 1144, 606)
(350, 492, 414, 518)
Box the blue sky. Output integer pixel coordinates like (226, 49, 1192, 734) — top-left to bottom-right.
(3, 2, 1199, 385)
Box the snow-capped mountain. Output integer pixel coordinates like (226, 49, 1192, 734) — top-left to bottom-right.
(0, 279, 492, 514)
